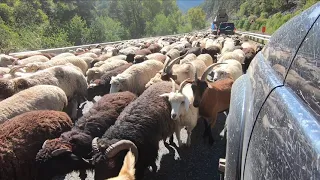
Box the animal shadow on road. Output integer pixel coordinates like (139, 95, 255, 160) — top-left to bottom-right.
(143, 113, 227, 180)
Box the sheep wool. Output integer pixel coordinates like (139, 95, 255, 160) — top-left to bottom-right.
(0, 85, 67, 124)
(0, 110, 73, 180)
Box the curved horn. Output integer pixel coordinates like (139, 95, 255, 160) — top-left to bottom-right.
(42, 140, 49, 149)
(165, 56, 181, 74)
(170, 78, 176, 92)
(201, 63, 227, 81)
(178, 79, 190, 93)
(162, 56, 171, 73)
(9, 66, 26, 75)
(105, 140, 138, 164)
(91, 137, 99, 153)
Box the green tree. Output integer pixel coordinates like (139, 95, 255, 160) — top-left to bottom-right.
(187, 7, 206, 30)
(66, 15, 89, 45)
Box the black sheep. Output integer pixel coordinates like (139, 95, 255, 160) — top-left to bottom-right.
(87, 63, 133, 101)
(92, 81, 177, 180)
(35, 91, 137, 180)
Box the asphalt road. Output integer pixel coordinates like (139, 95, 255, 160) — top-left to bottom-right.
(59, 96, 227, 180)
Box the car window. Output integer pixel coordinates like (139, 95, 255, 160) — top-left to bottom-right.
(286, 16, 320, 117)
(261, 3, 320, 82)
(219, 23, 234, 29)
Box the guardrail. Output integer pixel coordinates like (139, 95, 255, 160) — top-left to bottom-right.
(235, 30, 271, 44)
(8, 29, 270, 56)
(8, 29, 209, 56)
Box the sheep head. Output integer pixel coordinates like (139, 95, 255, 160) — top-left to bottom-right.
(212, 68, 230, 81)
(24, 62, 42, 72)
(110, 76, 125, 94)
(87, 79, 105, 101)
(35, 135, 94, 179)
(191, 63, 227, 107)
(160, 79, 191, 120)
(92, 138, 138, 179)
(0, 79, 15, 99)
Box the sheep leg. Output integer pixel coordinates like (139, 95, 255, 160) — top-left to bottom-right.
(79, 169, 87, 180)
(175, 126, 182, 147)
(169, 134, 174, 145)
(186, 129, 192, 147)
(202, 118, 210, 138)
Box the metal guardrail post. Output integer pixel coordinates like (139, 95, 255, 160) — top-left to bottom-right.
(235, 30, 271, 44)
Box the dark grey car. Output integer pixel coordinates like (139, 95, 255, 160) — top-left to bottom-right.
(224, 2, 320, 180)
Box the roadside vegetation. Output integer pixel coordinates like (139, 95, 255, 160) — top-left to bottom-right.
(202, 0, 319, 34)
(0, 0, 207, 52)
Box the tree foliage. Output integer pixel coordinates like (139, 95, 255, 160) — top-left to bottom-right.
(203, 0, 319, 34)
(0, 0, 206, 52)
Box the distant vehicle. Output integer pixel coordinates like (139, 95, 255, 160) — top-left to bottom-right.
(212, 8, 229, 35)
(222, 2, 320, 180)
(217, 22, 235, 35)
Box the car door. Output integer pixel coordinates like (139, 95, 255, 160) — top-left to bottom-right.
(242, 6, 320, 180)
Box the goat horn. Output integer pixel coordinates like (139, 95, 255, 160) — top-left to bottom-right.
(105, 140, 138, 164)
(42, 140, 49, 149)
(178, 79, 190, 93)
(170, 78, 176, 92)
(165, 50, 189, 74)
(162, 56, 171, 73)
(91, 137, 99, 153)
(9, 65, 26, 75)
(201, 63, 228, 81)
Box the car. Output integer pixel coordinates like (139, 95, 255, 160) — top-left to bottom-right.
(217, 22, 235, 35)
(222, 2, 320, 180)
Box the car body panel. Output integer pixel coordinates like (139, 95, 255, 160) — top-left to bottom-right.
(225, 3, 320, 180)
(244, 86, 320, 179)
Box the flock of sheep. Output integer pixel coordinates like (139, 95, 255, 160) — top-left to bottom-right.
(0, 30, 262, 180)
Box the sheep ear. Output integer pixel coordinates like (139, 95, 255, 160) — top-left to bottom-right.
(184, 97, 190, 111)
(159, 93, 170, 98)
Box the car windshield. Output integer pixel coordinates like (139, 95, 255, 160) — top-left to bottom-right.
(220, 23, 235, 30)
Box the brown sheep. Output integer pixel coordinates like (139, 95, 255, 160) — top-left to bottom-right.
(191, 63, 234, 145)
(147, 44, 161, 53)
(0, 110, 73, 180)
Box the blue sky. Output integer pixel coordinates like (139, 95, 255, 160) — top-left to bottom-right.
(177, 0, 205, 13)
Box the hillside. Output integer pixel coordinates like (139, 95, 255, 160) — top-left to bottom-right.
(202, 0, 319, 34)
(177, 0, 205, 13)
(0, 0, 207, 53)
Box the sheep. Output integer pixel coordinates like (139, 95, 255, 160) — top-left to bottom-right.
(212, 59, 243, 81)
(160, 45, 173, 54)
(0, 64, 87, 99)
(146, 53, 167, 64)
(221, 39, 235, 54)
(16, 55, 49, 65)
(87, 59, 128, 83)
(78, 52, 99, 59)
(217, 49, 245, 64)
(241, 34, 249, 41)
(110, 60, 164, 95)
(160, 79, 198, 147)
(51, 52, 75, 60)
(166, 48, 180, 60)
(0, 110, 73, 180)
(90, 48, 103, 56)
(180, 53, 197, 64)
(88, 63, 133, 101)
(243, 47, 256, 73)
(0, 67, 10, 76)
(196, 54, 214, 66)
(185, 47, 201, 56)
(191, 63, 233, 145)
(24, 56, 88, 74)
(92, 81, 177, 180)
(94, 55, 128, 67)
(106, 150, 136, 180)
(11, 52, 56, 60)
(0, 85, 67, 124)
(36, 92, 137, 180)
(80, 56, 95, 69)
(148, 44, 161, 53)
(241, 41, 255, 50)
(0, 54, 16, 67)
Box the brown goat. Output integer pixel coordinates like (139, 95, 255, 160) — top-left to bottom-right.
(191, 63, 233, 144)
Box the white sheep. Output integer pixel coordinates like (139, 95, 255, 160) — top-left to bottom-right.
(196, 54, 214, 66)
(0, 67, 10, 76)
(51, 52, 75, 60)
(86, 59, 128, 83)
(160, 79, 198, 147)
(180, 54, 197, 64)
(77, 52, 98, 59)
(217, 49, 245, 64)
(0, 54, 16, 67)
(110, 60, 164, 95)
(221, 39, 235, 54)
(0, 85, 67, 124)
(212, 59, 243, 81)
(241, 42, 255, 50)
(24, 56, 88, 74)
(17, 55, 49, 65)
(160, 45, 173, 54)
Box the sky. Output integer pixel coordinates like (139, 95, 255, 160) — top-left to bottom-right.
(177, 0, 205, 13)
